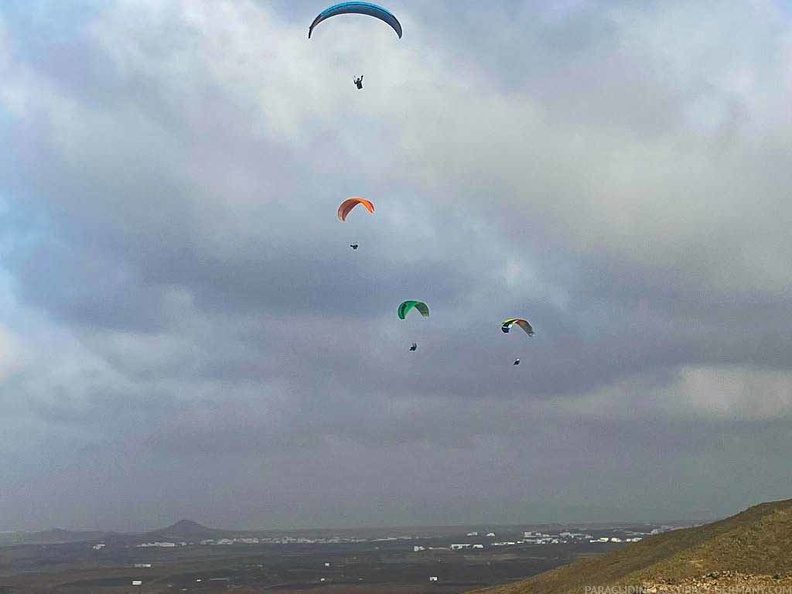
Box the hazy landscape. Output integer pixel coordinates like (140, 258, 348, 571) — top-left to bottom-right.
(0, 518, 673, 593)
(2, 500, 791, 593)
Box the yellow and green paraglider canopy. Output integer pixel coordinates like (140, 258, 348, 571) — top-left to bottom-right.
(501, 317, 534, 336)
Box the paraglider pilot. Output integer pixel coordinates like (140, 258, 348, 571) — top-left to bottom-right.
(354, 75, 364, 89)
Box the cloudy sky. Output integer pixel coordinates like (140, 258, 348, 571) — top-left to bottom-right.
(1, 0, 791, 532)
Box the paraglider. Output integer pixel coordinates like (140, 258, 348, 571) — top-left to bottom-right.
(308, 2, 403, 39)
(502, 318, 532, 366)
(501, 318, 534, 336)
(339, 198, 373, 250)
(354, 75, 364, 89)
(398, 300, 429, 319)
(399, 301, 428, 351)
(338, 197, 374, 221)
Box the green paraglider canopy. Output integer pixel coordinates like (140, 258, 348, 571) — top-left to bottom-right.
(398, 300, 429, 320)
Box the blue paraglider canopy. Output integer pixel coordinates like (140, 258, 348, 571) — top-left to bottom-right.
(308, 2, 403, 38)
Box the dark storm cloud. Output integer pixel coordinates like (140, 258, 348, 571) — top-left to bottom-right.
(565, 253, 792, 370)
(10, 238, 170, 331)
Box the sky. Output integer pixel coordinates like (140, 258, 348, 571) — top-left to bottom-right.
(0, 0, 791, 532)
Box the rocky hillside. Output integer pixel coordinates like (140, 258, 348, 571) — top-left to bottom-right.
(469, 498, 792, 594)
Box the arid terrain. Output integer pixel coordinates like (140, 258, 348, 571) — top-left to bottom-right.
(470, 498, 792, 594)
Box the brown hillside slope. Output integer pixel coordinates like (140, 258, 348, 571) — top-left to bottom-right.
(469, 498, 792, 594)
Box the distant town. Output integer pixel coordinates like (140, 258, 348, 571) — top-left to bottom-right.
(125, 525, 670, 551)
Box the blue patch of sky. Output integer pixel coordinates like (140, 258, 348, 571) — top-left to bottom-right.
(0, 126, 52, 286)
(1, 0, 103, 60)
(0, 1, 101, 256)
(0, 104, 11, 131)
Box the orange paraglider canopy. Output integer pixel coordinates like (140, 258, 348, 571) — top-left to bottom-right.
(338, 197, 375, 221)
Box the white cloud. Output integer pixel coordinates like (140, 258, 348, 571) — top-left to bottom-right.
(677, 366, 792, 419)
(555, 365, 792, 421)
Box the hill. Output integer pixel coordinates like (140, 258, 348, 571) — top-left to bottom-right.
(140, 519, 225, 541)
(0, 520, 226, 547)
(469, 498, 792, 594)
